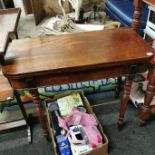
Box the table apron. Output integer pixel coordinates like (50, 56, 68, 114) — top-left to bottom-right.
(8, 62, 148, 90)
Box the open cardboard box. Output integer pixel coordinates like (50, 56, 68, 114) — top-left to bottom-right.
(45, 90, 108, 155)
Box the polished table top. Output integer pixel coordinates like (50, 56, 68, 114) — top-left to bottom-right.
(2, 28, 153, 78)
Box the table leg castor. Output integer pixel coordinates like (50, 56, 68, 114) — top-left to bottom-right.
(117, 118, 125, 130)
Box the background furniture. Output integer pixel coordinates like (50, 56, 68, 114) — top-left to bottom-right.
(16, 0, 45, 23)
(132, 0, 155, 32)
(105, 0, 148, 30)
(0, 77, 31, 143)
(0, 32, 31, 143)
(0, 8, 21, 39)
(23, 0, 32, 14)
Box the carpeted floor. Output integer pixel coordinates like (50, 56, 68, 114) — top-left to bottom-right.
(0, 93, 155, 155)
(0, 123, 52, 155)
(93, 102, 155, 155)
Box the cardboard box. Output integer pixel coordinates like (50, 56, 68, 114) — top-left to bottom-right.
(45, 90, 108, 155)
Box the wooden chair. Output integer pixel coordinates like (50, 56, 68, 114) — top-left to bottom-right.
(0, 32, 31, 143)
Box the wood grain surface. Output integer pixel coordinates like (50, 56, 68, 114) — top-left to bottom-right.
(31, 0, 45, 25)
(3, 28, 153, 77)
(0, 76, 13, 102)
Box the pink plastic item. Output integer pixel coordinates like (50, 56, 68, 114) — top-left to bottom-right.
(65, 108, 97, 127)
(58, 108, 102, 148)
(83, 126, 102, 148)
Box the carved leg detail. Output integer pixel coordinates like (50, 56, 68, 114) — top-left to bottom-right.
(132, 7, 142, 32)
(118, 75, 134, 128)
(132, 1, 144, 32)
(139, 66, 155, 126)
(29, 88, 49, 139)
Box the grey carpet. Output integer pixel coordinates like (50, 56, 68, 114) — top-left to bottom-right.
(93, 102, 155, 155)
(0, 93, 155, 155)
(0, 124, 52, 155)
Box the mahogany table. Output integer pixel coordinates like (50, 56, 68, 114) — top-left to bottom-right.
(1, 28, 154, 138)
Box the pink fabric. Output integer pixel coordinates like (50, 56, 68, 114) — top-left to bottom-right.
(58, 116, 68, 130)
(58, 108, 97, 128)
(58, 108, 102, 148)
(65, 108, 97, 127)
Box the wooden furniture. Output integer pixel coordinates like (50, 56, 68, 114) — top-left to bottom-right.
(31, 0, 45, 25)
(0, 75, 13, 102)
(18, 0, 45, 25)
(23, 0, 33, 14)
(1, 28, 153, 138)
(132, 0, 155, 125)
(0, 32, 31, 143)
(0, 76, 32, 143)
(0, 8, 21, 39)
(132, 0, 155, 32)
(0, 76, 31, 142)
(0, 32, 9, 58)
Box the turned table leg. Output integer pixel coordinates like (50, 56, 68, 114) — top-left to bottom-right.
(139, 66, 155, 126)
(118, 75, 134, 128)
(29, 88, 49, 139)
(132, 0, 145, 32)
